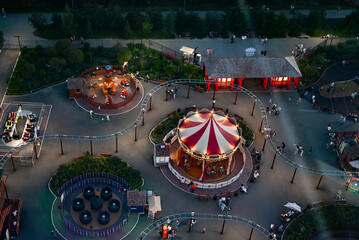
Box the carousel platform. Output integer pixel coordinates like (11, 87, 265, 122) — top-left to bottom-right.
(160, 146, 252, 196)
(75, 80, 144, 116)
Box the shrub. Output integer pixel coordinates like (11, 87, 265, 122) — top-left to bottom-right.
(153, 124, 163, 135)
(49, 155, 142, 194)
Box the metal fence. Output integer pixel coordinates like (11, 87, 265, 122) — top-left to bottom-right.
(148, 40, 182, 59)
(136, 212, 274, 240)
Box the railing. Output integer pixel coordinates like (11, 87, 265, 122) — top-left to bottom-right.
(136, 212, 274, 239)
(0, 80, 357, 178)
(148, 40, 182, 59)
(58, 173, 131, 238)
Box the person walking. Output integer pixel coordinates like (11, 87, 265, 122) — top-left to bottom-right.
(296, 97, 302, 104)
(312, 95, 316, 104)
(308, 146, 312, 154)
(89, 110, 93, 119)
(327, 124, 332, 134)
(281, 142, 286, 152)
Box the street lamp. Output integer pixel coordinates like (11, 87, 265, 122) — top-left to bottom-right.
(13, 36, 21, 49)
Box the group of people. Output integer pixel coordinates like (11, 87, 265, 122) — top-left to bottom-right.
(218, 196, 231, 211)
(266, 101, 282, 117)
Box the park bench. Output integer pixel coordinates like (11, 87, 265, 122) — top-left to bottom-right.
(167, 111, 176, 117)
(100, 153, 112, 157)
(311, 200, 324, 207)
(334, 199, 346, 204)
(214, 107, 223, 111)
(197, 194, 209, 200)
(234, 113, 244, 121)
(194, 86, 204, 93)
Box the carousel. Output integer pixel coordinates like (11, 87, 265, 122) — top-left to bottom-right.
(67, 63, 141, 111)
(168, 109, 246, 186)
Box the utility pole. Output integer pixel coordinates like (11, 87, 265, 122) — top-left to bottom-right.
(13, 36, 21, 49)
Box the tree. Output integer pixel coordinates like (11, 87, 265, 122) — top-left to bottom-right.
(64, 48, 84, 65)
(221, 14, 229, 38)
(18, 59, 36, 79)
(164, 12, 175, 37)
(51, 13, 62, 28)
(55, 39, 72, 55)
(116, 48, 132, 64)
(49, 58, 67, 71)
(123, 21, 132, 39)
(142, 18, 153, 38)
(275, 13, 288, 38)
(85, 19, 92, 38)
(28, 12, 48, 31)
(62, 4, 78, 36)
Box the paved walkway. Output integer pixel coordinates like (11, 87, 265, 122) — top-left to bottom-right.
(310, 62, 359, 116)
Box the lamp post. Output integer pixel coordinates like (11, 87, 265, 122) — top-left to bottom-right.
(149, 93, 152, 111)
(13, 36, 21, 49)
(142, 108, 146, 126)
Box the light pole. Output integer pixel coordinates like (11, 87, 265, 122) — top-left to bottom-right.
(13, 36, 21, 49)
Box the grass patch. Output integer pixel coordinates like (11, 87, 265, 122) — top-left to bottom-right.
(49, 154, 142, 194)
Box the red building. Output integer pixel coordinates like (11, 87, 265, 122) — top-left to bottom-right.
(203, 56, 302, 90)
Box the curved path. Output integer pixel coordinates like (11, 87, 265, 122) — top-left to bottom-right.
(136, 212, 274, 240)
(0, 79, 356, 177)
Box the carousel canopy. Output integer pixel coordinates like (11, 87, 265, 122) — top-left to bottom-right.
(178, 111, 240, 156)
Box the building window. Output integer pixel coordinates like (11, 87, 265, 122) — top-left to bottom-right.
(76, 89, 81, 93)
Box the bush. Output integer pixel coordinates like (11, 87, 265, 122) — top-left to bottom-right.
(49, 155, 142, 194)
(284, 204, 359, 240)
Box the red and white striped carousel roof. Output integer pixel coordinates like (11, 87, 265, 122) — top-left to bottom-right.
(178, 112, 240, 156)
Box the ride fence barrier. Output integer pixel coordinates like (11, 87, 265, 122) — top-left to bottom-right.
(58, 173, 131, 237)
(136, 212, 275, 239)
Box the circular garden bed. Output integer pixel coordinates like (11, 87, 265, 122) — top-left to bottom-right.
(284, 204, 359, 240)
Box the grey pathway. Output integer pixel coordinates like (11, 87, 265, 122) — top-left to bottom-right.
(1, 79, 359, 239)
(0, 50, 19, 107)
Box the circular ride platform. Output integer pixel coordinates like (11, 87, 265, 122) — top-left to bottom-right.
(68, 65, 144, 115)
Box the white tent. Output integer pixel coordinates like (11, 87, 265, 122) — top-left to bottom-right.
(284, 202, 302, 212)
(180, 46, 195, 55)
(349, 160, 359, 169)
(148, 196, 162, 219)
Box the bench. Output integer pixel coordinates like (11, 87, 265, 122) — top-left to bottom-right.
(73, 155, 84, 161)
(164, 52, 176, 59)
(234, 113, 244, 121)
(197, 194, 209, 200)
(214, 107, 223, 111)
(334, 199, 346, 204)
(194, 86, 204, 93)
(167, 111, 176, 117)
(311, 200, 324, 207)
(183, 32, 190, 38)
(100, 153, 112, 157)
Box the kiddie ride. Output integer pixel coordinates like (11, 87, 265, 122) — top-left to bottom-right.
(2, 105, 37, 144)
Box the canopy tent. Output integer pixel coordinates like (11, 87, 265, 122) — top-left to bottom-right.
(284, 202, 302, 212)
(178, 111, 240, 156)
(349, 160, 359, 169)
(148, 196, 161, 212)
(148, 196, 161, 219)
(180, 46, 195, 55)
